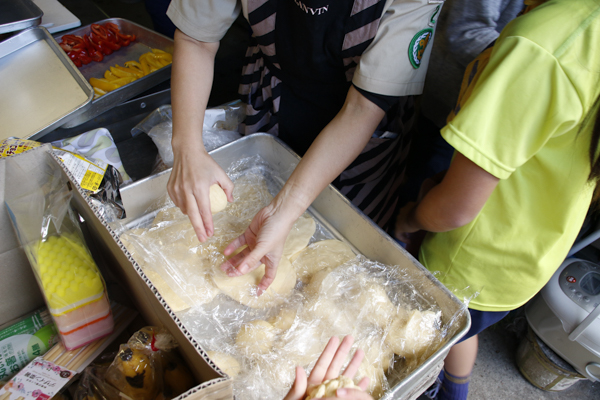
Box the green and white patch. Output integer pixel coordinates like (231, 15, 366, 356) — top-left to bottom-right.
(409, 28, 433, 69)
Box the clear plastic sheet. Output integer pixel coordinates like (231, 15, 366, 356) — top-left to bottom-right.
(117, 156, 467, 399)
(5, 154, 114, 350)
(130, 104, 242, 170)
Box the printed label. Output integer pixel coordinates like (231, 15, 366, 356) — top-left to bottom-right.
(54, 150, 107, 192)
(0, 357, 74, 400)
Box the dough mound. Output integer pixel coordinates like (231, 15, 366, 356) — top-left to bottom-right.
(235, 320, 276, 355)
(384, 309, 440, 359)
(268, 307, 297, 331)
(209, 184, 228, 214)
(212, 256, 297, 308)
(283, 215, 316, 259)
(206, 351, 241, 377)
(305, 375, 358, 399)
(291, 239, 355, 283)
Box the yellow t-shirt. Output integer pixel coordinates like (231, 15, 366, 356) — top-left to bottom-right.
(420, 0, 600, 312)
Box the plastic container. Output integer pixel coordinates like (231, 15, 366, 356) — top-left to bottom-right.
(33, 234, 114, 350)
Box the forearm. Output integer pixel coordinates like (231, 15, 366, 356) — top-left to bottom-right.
(401, 152, 500, 233)
(272, 86, 385, 221)
(170, 29, 219, 153)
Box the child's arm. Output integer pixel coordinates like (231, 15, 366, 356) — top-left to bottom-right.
(396, 152, 499, 234)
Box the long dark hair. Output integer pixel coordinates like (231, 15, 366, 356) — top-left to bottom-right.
(590, 98, 600, 183)
(588, 96, 600, 202)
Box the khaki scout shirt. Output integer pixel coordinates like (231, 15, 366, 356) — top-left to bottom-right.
(167, 0, 444, 96)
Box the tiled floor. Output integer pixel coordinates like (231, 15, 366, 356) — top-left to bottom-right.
(54, 1, 600, 398)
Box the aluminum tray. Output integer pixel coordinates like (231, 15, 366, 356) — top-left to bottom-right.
(117, 133, 471, 399)
(0, 26, 93, 141)
(54, 18, 174, 129)
(0, 0, 43, 34)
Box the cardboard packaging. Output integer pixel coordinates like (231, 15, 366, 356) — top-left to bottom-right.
(0, 145, 232, 400)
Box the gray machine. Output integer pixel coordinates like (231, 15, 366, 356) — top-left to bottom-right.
(526, 231, 600, 381)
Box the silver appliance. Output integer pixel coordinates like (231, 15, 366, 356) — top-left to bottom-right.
(526, 242, 600, 381)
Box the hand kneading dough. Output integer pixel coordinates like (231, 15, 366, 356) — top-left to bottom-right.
(206, 351, 241, 377)
(290, 239, 355, 283)
(210, 184, 228, 214)
(235, 320, 276, 355)
(212, 256, 297, 308)
(305, 375, 359, 399)
(282, 215, 316, 259)
(384, 309, 440, 359)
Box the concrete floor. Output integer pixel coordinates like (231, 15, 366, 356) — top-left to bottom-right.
(469, 309, 599, 400)
(54, 1, 600, 399)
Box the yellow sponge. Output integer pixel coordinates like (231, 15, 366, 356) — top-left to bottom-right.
(34, 234, 104, 314)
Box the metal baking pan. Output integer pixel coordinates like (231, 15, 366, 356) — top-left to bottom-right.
(0, 0, 43, 34)
(0, 26, 93, 141)
(54, 18, 174, 129)
(116, 133, 471, 399)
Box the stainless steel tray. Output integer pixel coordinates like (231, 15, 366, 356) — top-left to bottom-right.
(0, 0, 43, 34)
(54, 18, 174, 129)
(117, 133, 471, 399)
(0, 26, 93, 141)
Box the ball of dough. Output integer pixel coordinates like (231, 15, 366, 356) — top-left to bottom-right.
(268, 307, 297, 331)
(212, 256, 297, 308)
(384, 309, 441, 360)
(235, 320, 276, 355)
(290, 239, 355, 283)
(355, 282, 397, 328)
(209, 184, 228, 214)
(206, 351, 241, 377)
(306, 375, 358, 399)
(303, 267, 333, 298)
(282, 215, 316, 259)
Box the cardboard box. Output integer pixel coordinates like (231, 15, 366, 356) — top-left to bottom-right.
(0, 146, 232, 400)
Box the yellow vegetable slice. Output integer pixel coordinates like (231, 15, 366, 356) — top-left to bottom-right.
(89, 78, 119, 92)
(110, 65, 137, 78)
(104, 70, 119, 81)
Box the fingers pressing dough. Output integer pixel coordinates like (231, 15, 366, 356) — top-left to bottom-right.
(212, 256, 297, 308)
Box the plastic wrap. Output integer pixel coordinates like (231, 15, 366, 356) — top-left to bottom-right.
(5, 155, 114, 351)
(131, 105, 242, 170)
(115, 155, 467, 399)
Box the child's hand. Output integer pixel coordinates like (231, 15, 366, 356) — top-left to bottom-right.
(283, 336, 371, 400)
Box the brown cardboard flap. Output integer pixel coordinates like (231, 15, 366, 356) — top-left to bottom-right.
(63, 158, 233, 400)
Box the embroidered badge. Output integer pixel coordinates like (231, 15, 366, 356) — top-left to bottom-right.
(429, 4, 441, 27)
(409, 28, 433, 69)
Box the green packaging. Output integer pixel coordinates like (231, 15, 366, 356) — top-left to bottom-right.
(0, 309, 58, 380)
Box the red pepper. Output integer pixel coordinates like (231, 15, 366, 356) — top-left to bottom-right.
(83, 35, 104, 62)
(105, 23, 136, 46)
(92, 32, 121, 51)
(90, 24, 109, 41)
(77, 50, 92, 65)
(88, 35, 112, 56)
(67, 51, 82, 67)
